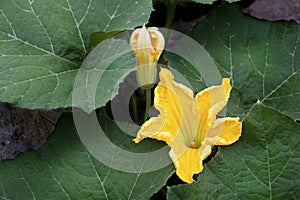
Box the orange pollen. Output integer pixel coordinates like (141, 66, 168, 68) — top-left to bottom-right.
(190, 141, 198, 149)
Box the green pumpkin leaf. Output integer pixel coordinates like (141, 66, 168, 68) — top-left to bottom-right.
(0, 0, 152, 110)
(0, 111, 173, 199)
(167, 4, 300, 121)
(193, 4, 300, 121)
(167, 103, 300, 199)
(88, 30, 121, 50)
(166, 3, 300, 198)
(72, 39, 136, 113)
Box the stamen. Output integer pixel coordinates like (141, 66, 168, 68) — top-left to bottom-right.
(190, 141, 198, 149)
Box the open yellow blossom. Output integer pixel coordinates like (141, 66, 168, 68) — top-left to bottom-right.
(130, 25, 165, 87)
(133, 68, 242, 183)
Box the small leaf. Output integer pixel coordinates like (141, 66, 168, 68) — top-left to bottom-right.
(167, 103, 300, 199)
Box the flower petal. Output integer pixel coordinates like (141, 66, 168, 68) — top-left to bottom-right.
(147, 27, 165, 62)
(169, 143, 212, 183)
(133, 115, 174, 144)
(134, 68, 200, 145)
(130, 25, 155, 66)
(206, 117, 242, 146)
(195, 78, 232, 141)
(156, 68, 200, 144)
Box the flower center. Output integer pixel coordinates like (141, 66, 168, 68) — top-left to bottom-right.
(190, 141, 198, 149)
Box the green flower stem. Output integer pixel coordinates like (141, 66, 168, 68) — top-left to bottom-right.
(144, 88, 152, 121)
(131, 93, 139, 124)
(165, 3, 176, 29)
(164, 2, 176, 41)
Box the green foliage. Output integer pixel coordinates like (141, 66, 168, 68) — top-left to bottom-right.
(196, 4, 300, 121)
(173, 4, 300, 121)
(0, 0, 152, 109)
(0, 112, 173, 199)
(168, 103, 300, 199)
(0, 1, 299, 199)
(88, 31, 121, 50)
(166, 3, 300, 199)
(72, 39, 136, 113)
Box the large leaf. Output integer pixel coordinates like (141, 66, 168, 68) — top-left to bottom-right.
(192, 4, 300, 121)
(167, 103, 300, 199)
(0, 111, 173, 199)
(166, 3, 300, 199)
(72, 39, 137, 113)
(0, 0, 152, 110)
(167, 4, 300, 121)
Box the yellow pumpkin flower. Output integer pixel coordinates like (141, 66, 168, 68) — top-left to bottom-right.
(133, 68, 242, 183)
(130, 25, 165, 87)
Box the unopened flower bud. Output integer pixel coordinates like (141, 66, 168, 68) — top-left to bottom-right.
(130, 25, 165, 87)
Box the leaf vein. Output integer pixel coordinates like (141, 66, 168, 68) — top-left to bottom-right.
(206, 166, 240, 199)
(0, 183, 7, 200)
(240, 157, 268, 187)
(227, 20, 235, 86)
(271, 146, 297, 184)
(84, 149, 109, 200)
(259, 106, 272, 199)
(0, 67, 77, 91)
(103, 0, 122, 31)
(78, 0, 92, 26)
(28, 1, 55, 53)
(20, 170, 37, 200)
(266, 91, 300, 100)
(127, 150, 149, 200)
(48, 165, 72, 200)
(0, 30, 79, 66)
(204, 18, 229, 49)
(10, 0, 31, 12)
(291, 26, 300, 73)
(0, 10, 16, 38)
(262, 71, 299, 102)
(65, 0, 87, 54)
